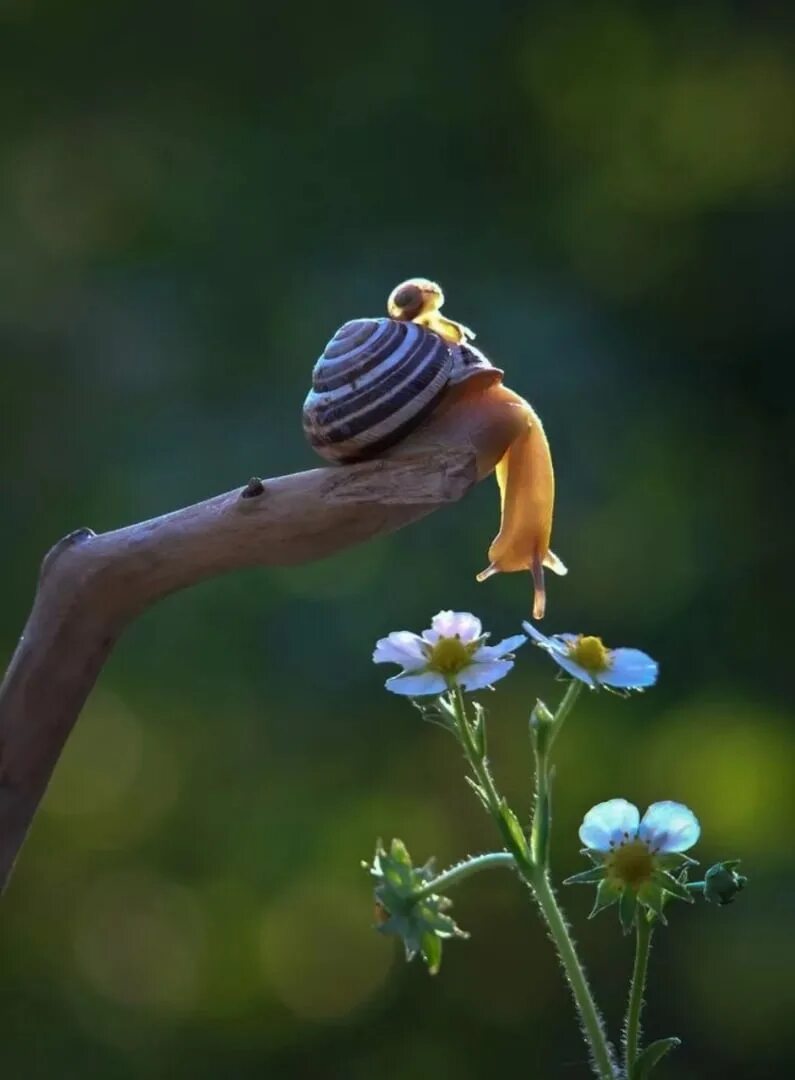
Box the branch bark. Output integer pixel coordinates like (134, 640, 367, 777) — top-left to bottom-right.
(0, 386, 526, 892)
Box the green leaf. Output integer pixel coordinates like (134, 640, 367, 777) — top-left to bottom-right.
(589, 877, 620, 917)
(630, 1036, 681, 1079)
(563, 865, 606, 885)
(651, 869, 694, 903)
(500, 801, 531, 859)
(471, 701, 488, 757)
(619, 887, 638, 934)
(464, 775, 490, 810)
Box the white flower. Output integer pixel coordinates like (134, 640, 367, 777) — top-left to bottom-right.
(522, 624, 658, 691)
(566, 798, 701, 926)
(373, 610, 526, 696)
(580, 798, 700, 855)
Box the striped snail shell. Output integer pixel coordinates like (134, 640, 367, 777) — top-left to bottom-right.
(303, 291, 502, 464)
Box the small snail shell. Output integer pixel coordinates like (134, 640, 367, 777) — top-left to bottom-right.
(302, 278, 566, 618)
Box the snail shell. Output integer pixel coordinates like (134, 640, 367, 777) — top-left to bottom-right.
(303, 316, 502, 463)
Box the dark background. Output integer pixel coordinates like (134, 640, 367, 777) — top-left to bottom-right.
(1, 2, 793, 1077)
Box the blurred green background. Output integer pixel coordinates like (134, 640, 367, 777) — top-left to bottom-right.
(1, 1, 793, 1077)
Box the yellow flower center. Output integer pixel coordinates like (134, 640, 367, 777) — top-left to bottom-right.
(427, 636, 476, 674)
(567, 635, 611, 674)
(605, 839, 655, 889)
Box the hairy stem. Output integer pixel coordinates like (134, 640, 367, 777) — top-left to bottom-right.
(548, 678, 584, 753)
(624, 913, 653, 1073)
(412, 852, 516, 901)
(450, 683, 614, 1078)
(534, 872, 616, 1080)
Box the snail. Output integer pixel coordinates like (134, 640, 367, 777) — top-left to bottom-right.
(302, 278, 566, 618)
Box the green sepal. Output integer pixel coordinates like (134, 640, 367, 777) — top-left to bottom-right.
(367, 839, 468, 975)
(420, 930, 443, 976)
(619, 886, 638, 934)
(580, 847, 604, 865)
(651, 869, 694, 904)
(411, 696, 457, 734)
(637, 882, 668, 924)
(564, 865, 607, 886)
(629, 1036, 681, 1079)
(656, 852, 698, 871)
(589, 877, 620, 917)
(471, 701, 488, 758)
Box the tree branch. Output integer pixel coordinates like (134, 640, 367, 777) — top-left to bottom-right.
(0, 387, 526, 892)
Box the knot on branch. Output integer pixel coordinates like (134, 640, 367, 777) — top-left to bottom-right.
(39, 527, 96, 582)
(240, 477, 266, 499)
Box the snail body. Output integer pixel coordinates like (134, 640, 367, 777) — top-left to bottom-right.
(302, 278, 566, 617)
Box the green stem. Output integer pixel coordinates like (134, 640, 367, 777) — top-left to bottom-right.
(548, 678, 584, 753)
(531, 679, 583, 867)
(531, 741, 550, 866)
(412, 852, 516, 902)
(449, 683, 613, 1078)
(452, 685, 503, 817)
(624, 913, 653, 1074)
(534, 872, 616, 1080)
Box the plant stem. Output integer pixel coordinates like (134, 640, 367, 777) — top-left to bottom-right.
(412, 852, 516, 901)
(453, 686, 498, 796)
(531, 740, 550, 866)
(624, 913, 653, 1074)
(533, 871, 616, 1080)
(549, 678, 584, 753)
(448, 683, 614, 1079)
(531, 679, 582, 867)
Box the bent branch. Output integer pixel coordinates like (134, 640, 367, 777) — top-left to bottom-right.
(0, 389, 526, 892)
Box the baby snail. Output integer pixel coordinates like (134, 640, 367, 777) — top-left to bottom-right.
(302, 278, 566, 618)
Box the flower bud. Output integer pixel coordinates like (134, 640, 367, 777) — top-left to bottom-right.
(530, 699, 555, 756)
(704, 860, 747, 906)
(530, 699, 555, 730)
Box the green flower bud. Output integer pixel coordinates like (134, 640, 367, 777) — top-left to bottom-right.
(704, 860, 747, 906)
(530, 699, 555, 755)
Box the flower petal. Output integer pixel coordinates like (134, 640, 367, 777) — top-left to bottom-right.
(551, 654, 599, 687)
(522, 621, 554, 649)
(639, 801, 700, 853)
(430, 610, 483, 644)
(385, 671, 447, 697)
(474, 634, 527, 660)
(579, 799, 640, 852)
(601, 648, 658, 689)
(373, 631, 428, 670)
(457, 659, 513, 691)
(522, 624, 598, 685)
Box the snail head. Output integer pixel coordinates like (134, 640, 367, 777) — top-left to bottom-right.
(387, 278, 444, 322)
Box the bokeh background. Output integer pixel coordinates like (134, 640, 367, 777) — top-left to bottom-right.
(1, 2, 793, 1077)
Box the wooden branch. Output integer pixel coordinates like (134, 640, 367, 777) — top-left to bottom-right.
(0, 388, 526, 892)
